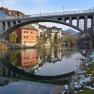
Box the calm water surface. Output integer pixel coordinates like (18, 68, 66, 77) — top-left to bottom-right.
(1, 47, 81, 76)
(0, 46, 93, 94)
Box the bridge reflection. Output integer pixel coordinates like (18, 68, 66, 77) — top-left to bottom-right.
(10, 48, 75, 73)
(0, 47, 76, 85)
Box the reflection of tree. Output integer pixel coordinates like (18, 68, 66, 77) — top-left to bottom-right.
(8, 50, 18, 65)
(61, 48, 75, 58)
(0, 49, 7, 58)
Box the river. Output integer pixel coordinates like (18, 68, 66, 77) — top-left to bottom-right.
(0, 46, 94, 94)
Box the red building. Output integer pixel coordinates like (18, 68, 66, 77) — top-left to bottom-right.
(16, 28, 39, 46)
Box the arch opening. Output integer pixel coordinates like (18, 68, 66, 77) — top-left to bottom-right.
(0, 19, 90, 40)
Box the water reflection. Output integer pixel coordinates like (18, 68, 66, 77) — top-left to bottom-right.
(17, 49, 38, 69)
(0, 47, 94, 94)
(2, 47, 78, 76)
(0, 47, 78, 94)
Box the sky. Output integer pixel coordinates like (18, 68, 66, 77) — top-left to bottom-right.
(0, 0, 93, 31)
(0, 0, 94, 15)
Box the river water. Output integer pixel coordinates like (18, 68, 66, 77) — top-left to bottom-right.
(0, 46, 94, 94)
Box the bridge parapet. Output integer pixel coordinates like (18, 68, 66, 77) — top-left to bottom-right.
(0, 9, 94, 21)
(26, 9, 94, 18)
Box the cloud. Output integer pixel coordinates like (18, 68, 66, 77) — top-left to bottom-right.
(0, 0, 18, 4)
(0, 0, 19, 9)
(0, 0, 49, 13)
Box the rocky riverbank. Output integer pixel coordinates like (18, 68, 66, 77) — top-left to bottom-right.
(0, 43, 7, 49)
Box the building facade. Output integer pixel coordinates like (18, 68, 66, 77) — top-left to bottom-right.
(16, 28, 39, 46)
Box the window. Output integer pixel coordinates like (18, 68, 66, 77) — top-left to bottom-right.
(36, 36, 38, 38)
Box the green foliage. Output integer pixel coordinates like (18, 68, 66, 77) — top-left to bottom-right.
(64, 33, 78, 43)
(77, 90, 94, 94)
(9, 32, 17, 43)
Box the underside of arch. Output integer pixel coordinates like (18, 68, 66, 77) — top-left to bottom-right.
(0, 19, 89, 39)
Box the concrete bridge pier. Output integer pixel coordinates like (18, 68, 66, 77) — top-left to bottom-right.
(0, 22, 5, 35)
(77, 17, 79, 28)
(10, 21, 14, 27)
(69, 17, 72, 25)
(84, 16, 87, 32)
(91, 16, 94, 31)
(5, 22, 9, 31)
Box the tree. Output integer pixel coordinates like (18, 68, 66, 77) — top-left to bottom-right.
(9, 32, 17, 43)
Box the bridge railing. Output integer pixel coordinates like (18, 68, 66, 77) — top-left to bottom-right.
(25, 9, 94, 18)
(0, 16, 24, 20)
(0, 9, 94, 20)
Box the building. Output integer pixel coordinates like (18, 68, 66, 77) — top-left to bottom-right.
(16, 28, 39, 46)
(50, 26, 63, 43)
(0, 7, 25, 35)
(0, 7, 25, 17)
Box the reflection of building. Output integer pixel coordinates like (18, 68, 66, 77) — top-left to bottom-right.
(39, 47, 62, 63)
(17, 49, 38, 68)
(16, 28, 39, 46)
(51, 47, 62, 62)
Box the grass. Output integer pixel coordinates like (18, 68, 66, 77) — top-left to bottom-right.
(77, 89, 94, 94)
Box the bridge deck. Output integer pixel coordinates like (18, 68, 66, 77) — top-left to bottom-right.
(0, 9, 94, 21)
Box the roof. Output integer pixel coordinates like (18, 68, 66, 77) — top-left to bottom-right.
(20, 27, 38, 31)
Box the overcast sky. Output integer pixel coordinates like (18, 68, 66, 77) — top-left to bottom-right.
(0, 0, 94, 14)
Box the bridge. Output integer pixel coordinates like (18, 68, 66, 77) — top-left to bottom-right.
(0, 9, 94, 39)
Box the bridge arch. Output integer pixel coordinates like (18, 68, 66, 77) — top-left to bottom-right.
(0, 19, 90, 40)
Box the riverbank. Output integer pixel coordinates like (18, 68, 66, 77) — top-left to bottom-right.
(0, 42, 76, 50)
(0, 43, 7, 49)
(76, 89, 94, 94)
